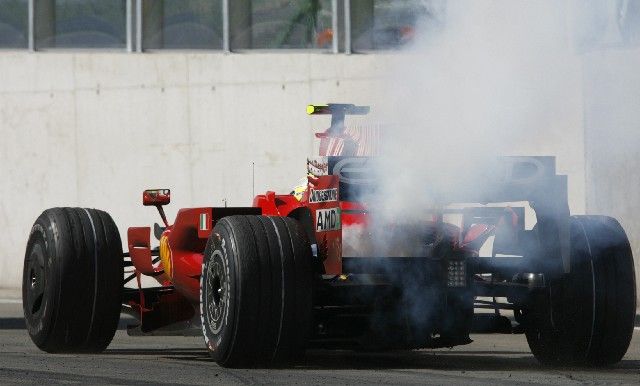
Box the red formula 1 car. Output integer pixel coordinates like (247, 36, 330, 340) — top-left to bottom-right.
(23, 104, 636, 367)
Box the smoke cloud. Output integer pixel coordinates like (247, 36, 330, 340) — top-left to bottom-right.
(338, 0, 640, 342)
(369, 0, 578, 222)
(338, 0, 640, 344)
(359, 0, 640, 251)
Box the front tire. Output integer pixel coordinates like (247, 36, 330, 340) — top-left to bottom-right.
(200, 215, 313, 367)
(22, 208, 123, 353)
(525, 215, 636, 366)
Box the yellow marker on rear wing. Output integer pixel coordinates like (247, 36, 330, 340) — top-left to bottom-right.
(307, 105, 330, 115)
(306, 104, 370, 115)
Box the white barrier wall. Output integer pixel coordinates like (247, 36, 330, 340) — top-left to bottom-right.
(0, 51, 587, 289)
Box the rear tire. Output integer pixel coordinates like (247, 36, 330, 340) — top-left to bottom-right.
(525, 215, 636, 366)
(200, 215, 313, 367)
(22, 208, 123, 353)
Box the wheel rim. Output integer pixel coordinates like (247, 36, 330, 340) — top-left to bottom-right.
(26, 243, 46, 316)
(206, 250, 229, 335)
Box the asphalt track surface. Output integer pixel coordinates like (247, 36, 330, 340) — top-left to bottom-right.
(1, 314, 639, 385)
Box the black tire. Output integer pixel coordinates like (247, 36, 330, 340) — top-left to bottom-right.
(200, 215, 313, 367)
(22, 208, 123, 353)
(525, 215, 636, 366)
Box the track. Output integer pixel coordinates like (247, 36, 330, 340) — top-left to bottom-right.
(1, 323, 639, 385)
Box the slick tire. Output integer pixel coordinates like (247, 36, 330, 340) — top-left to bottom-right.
(200, 215, 313, 368)
(22, 208, 124, 353)
(525, 216, 636, 366)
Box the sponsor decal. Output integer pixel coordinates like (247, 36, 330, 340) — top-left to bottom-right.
(309, 188, 338, 203)
(316, 207, 341, 232)
(199, 213, 209, 231)
(307, 157, 329, 176)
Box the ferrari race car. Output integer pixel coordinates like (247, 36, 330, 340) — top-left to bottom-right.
(23, 104, 636, 367)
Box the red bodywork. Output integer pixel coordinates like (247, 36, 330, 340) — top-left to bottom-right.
(126, 172, 354, 329)
(125, 108, 513, 332)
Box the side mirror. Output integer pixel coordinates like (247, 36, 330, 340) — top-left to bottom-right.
(143, 189, 170, 206)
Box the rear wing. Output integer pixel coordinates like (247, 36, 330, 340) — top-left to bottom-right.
(307, 103, 370, 135)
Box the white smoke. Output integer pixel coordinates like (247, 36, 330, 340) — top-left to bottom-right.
(338, 0, 640, 280)
(342, 0, 640, 335)
(368, 0, 580, 224)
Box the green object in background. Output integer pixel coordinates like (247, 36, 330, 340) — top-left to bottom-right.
(274, 0, 321, 48)
(249, 0, 332, 49)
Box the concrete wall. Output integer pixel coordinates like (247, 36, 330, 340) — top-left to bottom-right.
(0, 51, 587, 289)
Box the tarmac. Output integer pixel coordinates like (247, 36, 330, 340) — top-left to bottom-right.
(1, 289, 639, 385)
